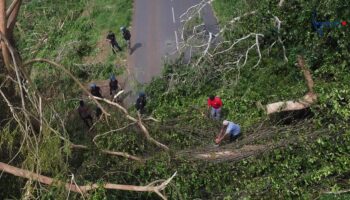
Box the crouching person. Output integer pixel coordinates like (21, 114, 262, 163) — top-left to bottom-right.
(215, 120, 241, 145)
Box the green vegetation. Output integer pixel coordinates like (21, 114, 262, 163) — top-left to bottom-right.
(1, 0, 350, 199)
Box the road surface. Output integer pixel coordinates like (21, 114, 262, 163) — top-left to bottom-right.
(123, 0, 219, 106)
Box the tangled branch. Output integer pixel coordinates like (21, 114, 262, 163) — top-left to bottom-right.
(93, 96, 169, 151)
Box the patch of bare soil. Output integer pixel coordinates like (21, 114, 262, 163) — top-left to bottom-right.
(83, 34, 111, 65)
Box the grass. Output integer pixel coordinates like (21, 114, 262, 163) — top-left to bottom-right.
(321, 193, 350, 200)
(4, 0, 350, 199)
(18, 0, 132, 93)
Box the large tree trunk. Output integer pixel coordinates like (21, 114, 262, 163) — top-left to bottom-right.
(7, 0, 22, 44)
(0, 0, 22, 72)
(0, 0, 11, 71)
(266, 55, 317, 114)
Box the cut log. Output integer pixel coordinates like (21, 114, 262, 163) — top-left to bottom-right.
(266, 55, 317, 114)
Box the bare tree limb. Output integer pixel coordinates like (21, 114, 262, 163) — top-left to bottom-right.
(93, 96, 169, 151)
(0, 162, 176, 199)
(266, 56, 317, 114)
(278, 0, 285, 7)
(22, 58, 110, 117)
(6, 0, 21, 18)
(92, 122, 137, 143)
(323, 188, 350, 195)
(0, 0, 11, 70)
(70, 144, 142, 162)
(6, 0, 21, 37)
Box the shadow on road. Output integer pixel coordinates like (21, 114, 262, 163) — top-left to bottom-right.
(130, 43, 142, 55)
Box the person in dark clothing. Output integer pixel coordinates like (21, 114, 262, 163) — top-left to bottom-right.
(90, 83, 102, 98)
(95, 107, 102, 118)
(106, 31, 122, 53)
(135, 92, 147, 114)
(120, 26, 131, 53)
(78, 100, 93, 128)
(109, 75, 119, 97)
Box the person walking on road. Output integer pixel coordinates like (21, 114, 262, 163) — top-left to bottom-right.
(120, 26, 131, 53)
(78, 100, 93, 128)
(215, 120, 241, 145)
(207, 95, 223, 120)
(106, 31, 122, 54)
(135, 92, 147, 114)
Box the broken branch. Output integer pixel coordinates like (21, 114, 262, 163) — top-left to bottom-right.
(0, 162, 176, 199)
(266, 55, 317, 114)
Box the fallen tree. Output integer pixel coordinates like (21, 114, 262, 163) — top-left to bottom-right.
(0, 162, 176, 199)
(266, 55, 317, 114)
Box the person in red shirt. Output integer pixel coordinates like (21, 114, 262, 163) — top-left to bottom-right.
(207, 95, 223, 120)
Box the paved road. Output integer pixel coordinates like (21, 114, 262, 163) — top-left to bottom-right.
(123, 0, 219, 106)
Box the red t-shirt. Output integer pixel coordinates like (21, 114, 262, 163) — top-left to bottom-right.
(207, 97, 223, 109)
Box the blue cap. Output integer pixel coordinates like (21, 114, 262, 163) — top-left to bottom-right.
(110, 75, 116, 81)
(139, 92, 145, 97)
(90, 83, 96, 88)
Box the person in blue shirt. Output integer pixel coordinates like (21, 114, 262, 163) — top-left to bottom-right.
(215, 120, 241, 145)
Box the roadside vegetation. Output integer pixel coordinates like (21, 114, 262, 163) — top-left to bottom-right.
(0, 0, 350, 199)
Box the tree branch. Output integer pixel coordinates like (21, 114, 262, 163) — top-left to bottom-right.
(266, 56, 317, 114)
(22, 58, 110, 117)
(0, 0, 11, 70)
(0, 162, 176, 199)
(6, 0, 21, 36)
(93, 96, 169, 151)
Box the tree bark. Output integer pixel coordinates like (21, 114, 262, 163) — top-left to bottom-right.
(7, 0, 22, 43)
(266, 55, 317, 114)
(0, 162, 176, 197)
(0, 0, 11, 71)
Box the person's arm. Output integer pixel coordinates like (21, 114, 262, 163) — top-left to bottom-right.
(216, 126, 225, 138)
(218, 98, 223, 108)
(215, 126, 228, 143)
(216, 132, 227, 144)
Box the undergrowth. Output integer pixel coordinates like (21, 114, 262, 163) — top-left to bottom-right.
(1, 0, 350, 199)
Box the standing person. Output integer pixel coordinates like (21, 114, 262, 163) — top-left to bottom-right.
(120, 26, 131, 53)
(215, 120, 241, 145)
(135, 92, 147, 114)
(207, 95, 223, 120)
(90, 83, 102, 98)
(106, 31, 122, 54)
(78, 100, 93, 128)
(109, 75, 119, 100)
(90, 83, 103, 118)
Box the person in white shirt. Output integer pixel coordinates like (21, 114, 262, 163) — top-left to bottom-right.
(215, 120, 241, 145)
